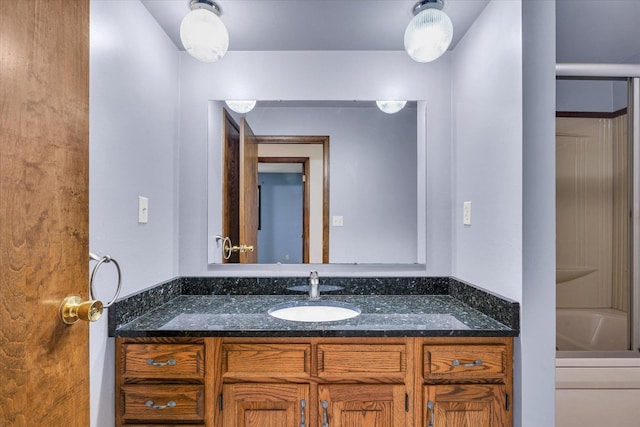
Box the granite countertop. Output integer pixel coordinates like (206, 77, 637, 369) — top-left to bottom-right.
(113, 293, 517, 338)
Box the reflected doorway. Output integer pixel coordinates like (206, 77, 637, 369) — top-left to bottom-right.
(257, 160, 307, 263)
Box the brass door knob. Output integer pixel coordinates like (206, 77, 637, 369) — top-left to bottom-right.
(59, 296, 104, 325)
(230, 244, 254, 253)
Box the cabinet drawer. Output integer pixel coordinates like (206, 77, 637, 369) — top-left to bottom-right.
(122, 344, 204, 380)
(223, 343, 310, 377)
(424, 345, 506, 380)
(120, 385, 204, 422)
(317, 344, 406, 377)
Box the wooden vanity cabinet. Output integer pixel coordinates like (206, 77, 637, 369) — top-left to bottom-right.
(219, 338, 411, 427)
(116, 338, 214, 427)
(422, 337, 513, 427)
(116, 336, 513, 427)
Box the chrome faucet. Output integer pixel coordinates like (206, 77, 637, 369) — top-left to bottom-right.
(308, 271, 320, 300)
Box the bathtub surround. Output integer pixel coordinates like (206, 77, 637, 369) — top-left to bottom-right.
(108, 276, 519, 336)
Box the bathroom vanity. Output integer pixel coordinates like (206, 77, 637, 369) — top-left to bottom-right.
(111, 277, 518, 427)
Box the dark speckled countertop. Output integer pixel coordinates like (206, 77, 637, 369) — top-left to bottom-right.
(111, 277, 519, 338)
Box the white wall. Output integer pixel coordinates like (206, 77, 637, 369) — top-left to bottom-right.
(451, 0, 523, 302)
(452, 1, 556, 426)
(243, 105, 418, 264)
(178, 51, 453, 275)
(89, 1, 179, 426)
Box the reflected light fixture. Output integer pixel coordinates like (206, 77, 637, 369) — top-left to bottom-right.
(376, 100, 407, 114)
(225, 100, 257, 114)
(404, 0, 453, 63)
(180, 0, 229, 63)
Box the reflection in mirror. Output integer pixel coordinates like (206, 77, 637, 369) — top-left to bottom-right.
(214, 100, 419, 265)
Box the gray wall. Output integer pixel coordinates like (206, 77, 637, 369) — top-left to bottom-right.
(89, 1, 179, 426)
(521, 1, 557, 426)
(452, 0, 523, 302)
(87, 1, 560, 426)
(177, 51, 453, 275)
(246, 105, 418, 264)
(557, 79, 628, 112)
(451, 1, 556, 425)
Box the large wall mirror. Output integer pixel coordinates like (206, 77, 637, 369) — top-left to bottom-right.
(208, 100, 424, 266)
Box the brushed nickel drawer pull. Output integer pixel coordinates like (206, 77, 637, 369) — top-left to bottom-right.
(145, 400, 176, 410)
(146, 358, 177, 367)
(452, 359, 482, 368)
(299, 399, 306, 427)
(427, 400, 434, 427)
(321, 400, 329, 427)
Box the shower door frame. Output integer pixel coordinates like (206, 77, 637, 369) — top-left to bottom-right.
(556, 63, 640, 357)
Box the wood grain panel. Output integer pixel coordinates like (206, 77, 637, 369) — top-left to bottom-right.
(120, 384, 204, 422)
(424, 345, 506, 381)
(222, 383, 309, 427)
(122, 343, 205, 380)
(0, 0, 90, 425)
(317, 344, 406, 378)
(239, 118, 259, 263)
(222, 109, 240, 263)
(425, 384, 509, 427)
(318, 384, 407, 427)
(223, 343, 310, 378)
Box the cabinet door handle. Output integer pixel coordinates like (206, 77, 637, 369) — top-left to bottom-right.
(427, 400, 434, 427)
(299, 399, 306, 427)
(451, 359, 482, 368)
(145, 400, 176, 410)
(321, 400, 329, 427)
(146, 358, 177, 367)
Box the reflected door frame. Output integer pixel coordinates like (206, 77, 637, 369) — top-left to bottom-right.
(257, 136, 330, 263)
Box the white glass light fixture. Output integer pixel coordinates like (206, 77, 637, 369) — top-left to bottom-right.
(225, 100, 257, 114)
(376, 100, 407, 114)
(404, 0, 453, 63)
(180, 0, 229, 63)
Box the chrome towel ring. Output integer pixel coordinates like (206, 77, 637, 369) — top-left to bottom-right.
(89, 252, 122, 308)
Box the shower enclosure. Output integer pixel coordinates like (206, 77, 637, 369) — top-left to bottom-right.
(556, 75, 636, 354)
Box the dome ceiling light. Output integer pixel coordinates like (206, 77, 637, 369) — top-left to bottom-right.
(180, 0, 229, 63)
(404, 0, 453, 63)
(225, 100, 257, 114)
(376, 100, 407, 114)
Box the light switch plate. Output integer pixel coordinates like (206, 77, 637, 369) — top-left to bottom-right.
(463, 201, 471, 226)
(332, 215, 344, 226)
(138, 196, 149, 224)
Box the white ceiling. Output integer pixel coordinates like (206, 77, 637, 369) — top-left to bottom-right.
(140, 0, 640, 63)
(140, 0, 490, 52)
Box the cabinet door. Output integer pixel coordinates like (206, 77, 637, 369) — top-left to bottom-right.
(318, 384, 407, 427)
(222, 383, 309, 427)
(424, 385, 510, 427)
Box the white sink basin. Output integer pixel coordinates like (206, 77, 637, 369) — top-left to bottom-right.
(268, 301, 361, 322)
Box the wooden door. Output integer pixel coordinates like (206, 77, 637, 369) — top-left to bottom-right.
(222, 383, 309, 427)
(424, 385, 511, 427)
(238, 118, 259, 263)
(0, 0, 90, 425)
(318, 384, 407, 427)
(222, 110, 241, 263)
